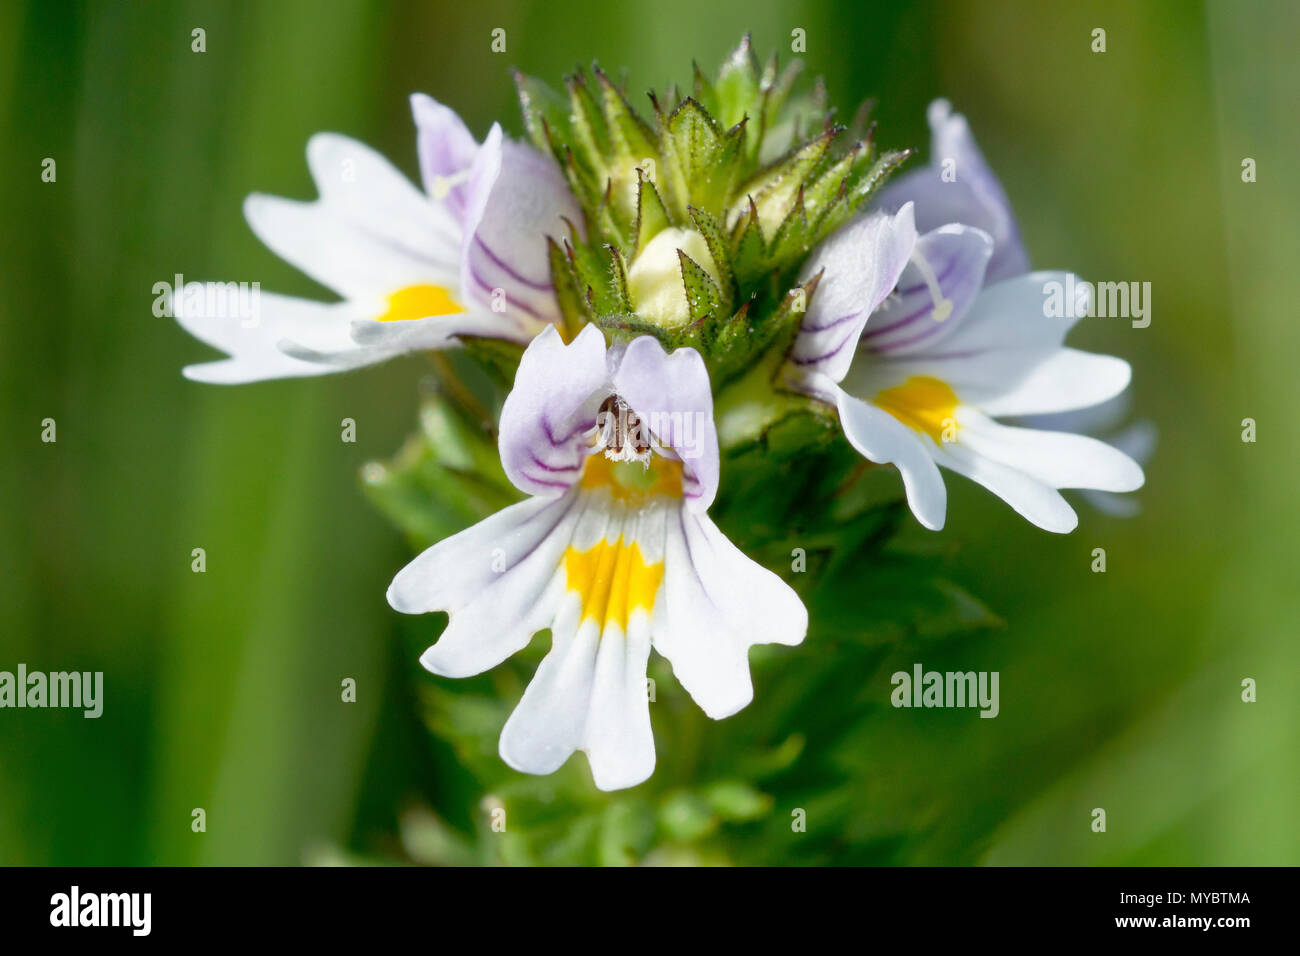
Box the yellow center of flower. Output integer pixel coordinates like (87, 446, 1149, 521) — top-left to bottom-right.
(563, 536, 664, 634)
(375, 284, 465, 322)
(580, 451, 684, 501)
(874, 375, 960, 444)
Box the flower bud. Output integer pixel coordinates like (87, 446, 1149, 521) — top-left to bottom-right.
(627, 228, 720, 329)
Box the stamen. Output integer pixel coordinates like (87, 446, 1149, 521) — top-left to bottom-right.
(909, 246, 953, 322)
(430, 168, 472, 201)
(595, 395, 653, 466)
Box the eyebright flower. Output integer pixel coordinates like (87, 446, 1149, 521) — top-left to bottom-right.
(173, 94, 580, 383)
(386, 324, 807, 790)
(785, 101, 1144, 533)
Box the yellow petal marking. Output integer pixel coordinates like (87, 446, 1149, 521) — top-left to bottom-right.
(376, 284, 466, 322)
(563, 536, 664, 633)
(580, 452, 684, 501)
(873, 375, 960, 444)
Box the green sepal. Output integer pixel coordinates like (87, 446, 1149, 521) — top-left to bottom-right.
(512, 69, 571, 159)
(713, 34, 762, 131)
(593, 65, 657, 163)
(686, 204, 734, 305)
(546, 236, 591, 335)
(604, 243, 634, 313)
(633, 174, 671, 256)
(677, 249, 723, 324)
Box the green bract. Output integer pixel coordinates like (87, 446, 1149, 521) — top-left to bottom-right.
(513, 35, 911, 388)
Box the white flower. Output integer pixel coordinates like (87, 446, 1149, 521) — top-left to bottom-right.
(173, 94, 581, 383)
(785, 101, 1144, 533)
(387, 324, 807, 790)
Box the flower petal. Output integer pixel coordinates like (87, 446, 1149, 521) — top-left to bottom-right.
(979, 348, 1131, 418)
(857, 272, 1090, 407)
(861, 224, 993, 355)
(581, 613, 656, 790)
(175, 287, 361, 383)
(244, 135, 458, 302)
(349, 308, 533, 351)
(653, 509, 806, 719)
(499, 597, 598, 777)
(931, 442, 1079, 533)
(410, 92, 480, 220)
(306, 132, 461, 277)
(498, 325, 609, 498)
(834, 386, 948, 530)
(611, 336, 720, 510)
(459, 124, 580, 327)
(874, 99, 1029, 283)
(954, 409, 1146, 493)
(499, 493, 660, 789)
(790, 204, 918, 382)
(387, 494, 580, 677)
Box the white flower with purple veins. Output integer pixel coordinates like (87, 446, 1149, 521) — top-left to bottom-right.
(173, 94, 580, 384)
(387, 324, 807, 790)
(786, 100, 1143, 533)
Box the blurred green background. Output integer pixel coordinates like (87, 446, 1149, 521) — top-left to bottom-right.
(1, 0, 1295, 865)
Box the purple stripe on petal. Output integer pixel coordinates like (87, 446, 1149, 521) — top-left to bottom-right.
(529, 450, 582, 474)
(799, 309, 863, 334)
(519, 470, 578, 490)
(469, 269, 551, 322)
(474, 236, 551, 291)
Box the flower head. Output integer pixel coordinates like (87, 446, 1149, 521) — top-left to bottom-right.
(387, 324, 806, 790)
(513, 36, 909, 382)
(786, 104, 1143, 533)
(173, 95, 581, 383)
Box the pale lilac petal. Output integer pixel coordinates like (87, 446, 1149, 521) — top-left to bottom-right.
(411, 93, 480, 221)
(459, 124, 580, 328)
(791, 204, 918, 382)
(874, 99, 1029, 283)
(862, 224, 993, 355)
(610, 337, 719, 511)
(498, 325, 609, 498)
